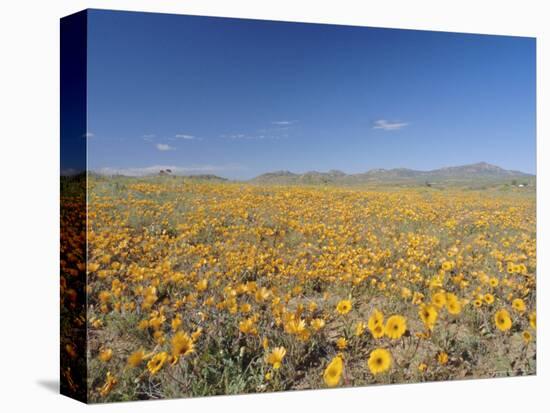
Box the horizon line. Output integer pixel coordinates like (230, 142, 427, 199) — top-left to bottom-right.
(75, 161, 536, 179)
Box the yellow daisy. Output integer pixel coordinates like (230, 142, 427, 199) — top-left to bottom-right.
(323, 356, 344, 387)
(368, 348, 392, 375)
(494, 309, 512, 332)
(384, 315, 407, 339)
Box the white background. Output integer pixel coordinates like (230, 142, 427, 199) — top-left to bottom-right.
(0, 0, 547, 411)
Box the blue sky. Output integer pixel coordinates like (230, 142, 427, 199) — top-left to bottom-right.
(86, 9, 536, 179)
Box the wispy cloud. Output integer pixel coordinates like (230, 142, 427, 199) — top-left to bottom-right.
(221, 133, 280, 140)
(271, 120, 297, 126)
(156, 143, 175, 151)
(175, 134, 200, 140)
(94, 164, 244, 177)
(372, 119, 409, 131)
(221, 133, 249, 140)
(142, 134, 156, 141)
(221, 121, 296, 141)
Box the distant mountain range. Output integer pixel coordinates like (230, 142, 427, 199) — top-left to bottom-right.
(249, 162, 534, 186)
(94, 162, 534, 187)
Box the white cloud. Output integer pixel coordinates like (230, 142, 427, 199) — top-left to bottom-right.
(156, 143, 174, 151)
(372, 119, 409, 131)
(222, 133, 271, 140)
(175, 134, 200, 140)
(94, 164, 243, 177)
(221, 132, 287, 140)
(221, 133, 248, 139)
(271, 120, 297, 125)
(142, 134, 156, 141)
(221, 120, 297, 140)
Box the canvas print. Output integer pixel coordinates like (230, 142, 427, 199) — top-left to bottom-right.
(60, 9, 536, 403)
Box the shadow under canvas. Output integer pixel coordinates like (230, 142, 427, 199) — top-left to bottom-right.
(37, 379, 59, 394)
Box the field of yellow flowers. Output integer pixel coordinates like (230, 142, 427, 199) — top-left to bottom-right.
(81, 177, 535, 401)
